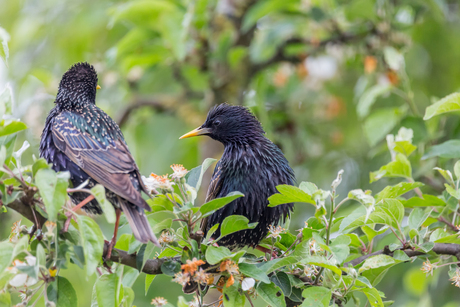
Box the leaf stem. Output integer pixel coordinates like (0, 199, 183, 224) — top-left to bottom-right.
(390, 227, 405, 246)
(333, 197, 350, 214)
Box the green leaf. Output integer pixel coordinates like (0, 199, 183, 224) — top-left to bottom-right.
(256, 282, 286, 307)
(222, 282, 245, 307)
(37, 243, 46, 269)
(288, 287, 303, 303)
(129, 234, 142, 254)
(423, 92, 460, 120)
(200, 192, 244, 218)
(91, 185, 116, 223)
(370, 154, 412, 183)
(362, 287, 384, 307)
(330, 235, 351, 264)
(238, 263, 270, 284)
(47, 276, 78, 307)
(145, 274, 156, 295)
(205, 223, 220, 242)
(268, 185, 315, 207)
(94, 274, 119, 307)
(205, 246, 232, 265)
(393, 250, 411, 262)
(348, 189, 375, 207)
(403, 195, 445, 207)
(78, 215, 104, 276)
(454, 161, 460, 179)
(32, 158, 49, 177)
(357, 84, 392, 119)
(343, 199, 405, 233)
(445, 184, 460, 199)
(364, 107, 403, 147)
(270, 271, 291, 296)
(434, 167, 455, 186)
(301, 256, 342, 276)
(140, 241, 156, 272)
(301, 286, 331, 307)
(393, 141, 417, 157)
(161, 260, 181, 276)
(147, 195, 174, 212)
(0, 27, 9, 66)
(408, 207, 432, 230)
(299, 182, 318, 194)
(260, 256, 300, 274)
(148, 217, 172, 234)
(423, 140, 460, 159)
(0, 121, 27, 137)
(35, 169, 69, 221)
(416, 242, 434, 253)
(0, 242, 13, 275)
(375, 182, 423, 202)
(13, 236, 29, 257)
(220, 215, 257, 238)
(359, 255, 403, 285)
(185, 158, 216, 191)
(361, 225, 389, 242)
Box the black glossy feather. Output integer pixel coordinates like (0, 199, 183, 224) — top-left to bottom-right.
(39, 62, 158, 245)
(197, 104, 295, 249)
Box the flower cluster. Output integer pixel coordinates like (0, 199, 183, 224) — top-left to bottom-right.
(420, 259, 436, 276)
(151, 297, 168, 306)
(170, 164, 188, 180)
(172, 272, 190, 286)
(303, 264, 318, 278)
(219, 260, 239, 287)
(9, 220, 27, 243)
(142, 164, 189, 196)
(7, 256, 38, 288)
(267, 225, 285, 240)
(158, 231, 175, 244)
(310, 240, 323, 254)
(172, 258, 210, 287)
(450, 268, 460, 288)
(44, 221, 57, 238)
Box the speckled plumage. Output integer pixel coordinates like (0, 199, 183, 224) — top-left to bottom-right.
(39, 62, 158, 244)
(198, 104, 295, 249)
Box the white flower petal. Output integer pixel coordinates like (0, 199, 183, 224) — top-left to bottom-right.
(25, 277, 38, 287)
(9, 274, 28, 287)
(241, 278, 255, 291)
(25, 256, 36, 266)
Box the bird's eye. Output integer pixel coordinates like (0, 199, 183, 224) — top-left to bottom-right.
(213, 120, 221, 126)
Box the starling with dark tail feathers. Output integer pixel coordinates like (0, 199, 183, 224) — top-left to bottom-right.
(180, 104, 295, 250)
(39, 63, 160, 257)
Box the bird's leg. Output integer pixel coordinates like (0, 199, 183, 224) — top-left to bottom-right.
(105, 208, 121, 261)
(62, 195, 95, 233)
(255, 245, 278, 258)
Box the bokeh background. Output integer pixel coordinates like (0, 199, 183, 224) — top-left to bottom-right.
(1, 0, 460, 306)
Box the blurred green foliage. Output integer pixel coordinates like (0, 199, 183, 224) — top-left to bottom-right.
(1, 0, 460, 306)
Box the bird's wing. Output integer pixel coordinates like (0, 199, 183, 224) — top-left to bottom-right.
(201, 162, 224, 233)
(51, 111, 149, 210)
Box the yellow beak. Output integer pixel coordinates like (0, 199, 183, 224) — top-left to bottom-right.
(96, 85, 101, 90)
(179, 127, 212, 139)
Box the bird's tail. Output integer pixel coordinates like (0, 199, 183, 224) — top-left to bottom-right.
(120, 202, 160, 247)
